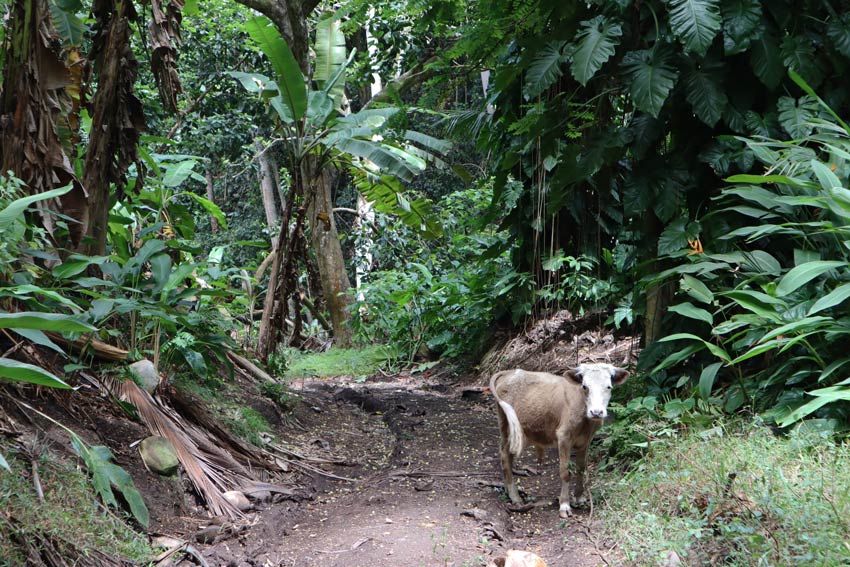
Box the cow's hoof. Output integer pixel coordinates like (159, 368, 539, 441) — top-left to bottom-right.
(558, 503, 572, 518)
(571, 495, 589, 509)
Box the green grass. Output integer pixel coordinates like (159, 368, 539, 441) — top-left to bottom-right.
(282, 345, 392, 379)
(0, 445, 153, 566)
(222, 407, 272, 447)
(599, 422, 850, 566)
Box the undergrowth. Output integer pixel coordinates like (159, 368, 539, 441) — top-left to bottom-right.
(599, 422, 850, 566)
(0, 443, 152, 566)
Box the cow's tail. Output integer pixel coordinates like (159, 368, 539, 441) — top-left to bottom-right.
(490, 371, 524, 456)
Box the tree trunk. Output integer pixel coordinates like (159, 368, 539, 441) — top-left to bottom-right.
(0, 0, 89, 247)
(306, 162, 352, 347)
(256, 140, 280, 241)
(205, 169, 218, 234)
(82, 0, 145, 255)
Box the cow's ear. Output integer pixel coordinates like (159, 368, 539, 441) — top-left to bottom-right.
(612, 368, 630, 385)
(565, 368, 583, 385)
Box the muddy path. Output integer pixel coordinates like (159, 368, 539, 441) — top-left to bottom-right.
(201, 373, 616, 567)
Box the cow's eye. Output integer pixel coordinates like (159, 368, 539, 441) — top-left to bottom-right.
(607, 386, 612, 390)
(582, 385, 588, 391)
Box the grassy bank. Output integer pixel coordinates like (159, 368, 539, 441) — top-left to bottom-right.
(0, 444, 152, 566)
(599, 422, 850, 566)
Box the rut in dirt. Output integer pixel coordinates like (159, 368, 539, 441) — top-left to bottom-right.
(202, 377, 611, 567)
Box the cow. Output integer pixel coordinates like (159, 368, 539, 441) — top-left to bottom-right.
(490, 363, 629, 518)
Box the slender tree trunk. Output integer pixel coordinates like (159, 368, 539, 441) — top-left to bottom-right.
(205, 169, 218, 234)
(306, 162, 352, 347)
(256, 140, 280, 239)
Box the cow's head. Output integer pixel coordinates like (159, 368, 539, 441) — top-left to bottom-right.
(566, 363, 630, 420)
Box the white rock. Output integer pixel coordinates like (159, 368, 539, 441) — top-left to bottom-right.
(128, 359, 159, 393)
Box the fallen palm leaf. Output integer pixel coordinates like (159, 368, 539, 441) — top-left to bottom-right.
(109, 377, 245, 518)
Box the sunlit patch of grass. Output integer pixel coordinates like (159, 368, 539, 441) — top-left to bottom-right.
(222, 407, 272, 447)
(599, 422, 850, 566)
(283, 345, 394, 379)
(0, 443, 153, 566)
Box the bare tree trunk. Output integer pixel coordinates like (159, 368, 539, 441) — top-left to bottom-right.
(256, 140, 280, 240)
(306, 163, 352, 347)
(205, 169, 219, 234)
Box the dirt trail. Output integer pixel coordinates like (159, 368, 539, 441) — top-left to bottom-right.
(202, 373, 615, 567)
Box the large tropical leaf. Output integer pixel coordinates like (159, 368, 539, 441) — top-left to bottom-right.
(0, 185, 73, 231)
(314, 17, 347, 106)
(331, 138, 422, 181)
(684, 63, 728, 126)
(403, 130, 452, 154)
(620, 48, 679, 118)
(0, 312, 96, 332)
(525, 41, 567, 97)
(777, 95, 818, 139)
(667, 0, 722, 56)
(775, 261, 845, 297)
(827, 13, 850, 58)
(749, 31, 783, 88)
(570, 16, 622, 86)
(0, 358, 71, 388)
(720, 0, 762, 55)
(352, 171, 442, 238)
(780, 35, 822, 88)
(226, 71, 276, 94)
(47, 0, 83, 46)
(243, 16, 307, 121)
(809, 282, 850, 315)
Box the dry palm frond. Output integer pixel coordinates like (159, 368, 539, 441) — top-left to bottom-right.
(168, 386, 282, 473)
(107, 377, 244, 518)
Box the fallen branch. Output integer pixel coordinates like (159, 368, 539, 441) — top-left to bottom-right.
(227, 351, 276, 383)
(45, 332, 129, 361)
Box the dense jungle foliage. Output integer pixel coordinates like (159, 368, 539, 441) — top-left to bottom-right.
(3, 0, 850, 433)
(2, 0, 850, 558)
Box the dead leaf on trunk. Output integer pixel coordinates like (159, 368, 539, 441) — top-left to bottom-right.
(0, 0, 89, 246)
(149, 0, 184, 113)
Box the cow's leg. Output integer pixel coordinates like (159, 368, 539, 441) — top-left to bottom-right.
(571, 445, 589, 509)
(498, 412, 522, 504)
(557, 435, 573, 518)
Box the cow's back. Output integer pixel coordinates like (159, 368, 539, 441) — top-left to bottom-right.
(493, 370, 585, 447)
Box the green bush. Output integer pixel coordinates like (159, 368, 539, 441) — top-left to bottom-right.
(600, 423, 850, 567)
(645, 73, 850, 428)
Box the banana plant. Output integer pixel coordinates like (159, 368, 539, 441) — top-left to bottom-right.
(230, 15, 446, 238)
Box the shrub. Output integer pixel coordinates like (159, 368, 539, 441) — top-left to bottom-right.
(646, 73, 850, 428)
